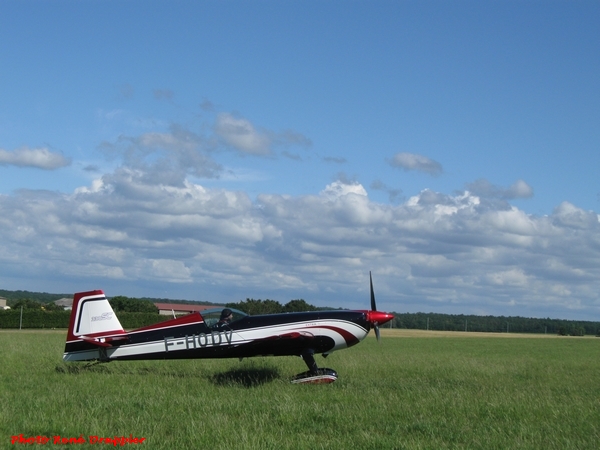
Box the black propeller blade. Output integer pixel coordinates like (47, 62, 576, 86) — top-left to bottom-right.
(370, 271, 381, 342)
(370, 271, 376, 311)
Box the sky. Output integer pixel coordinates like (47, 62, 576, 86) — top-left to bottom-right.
(1, 1, 599, 320)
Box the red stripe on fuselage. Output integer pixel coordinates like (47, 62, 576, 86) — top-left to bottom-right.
(129, 312, 204, 333)
(305, 325, 361, 347)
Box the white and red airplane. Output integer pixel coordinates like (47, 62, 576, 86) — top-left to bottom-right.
(63, 273, 393, 383)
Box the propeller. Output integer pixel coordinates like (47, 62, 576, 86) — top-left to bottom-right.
(367, 271, 394, 341)
(370, 272, 380, 341)
(370, 271, 377, 311)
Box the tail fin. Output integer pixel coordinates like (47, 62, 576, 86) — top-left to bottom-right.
(67, 290, 126, 340)
(64, 290, 127, 361)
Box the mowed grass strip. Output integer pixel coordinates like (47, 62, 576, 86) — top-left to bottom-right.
(1, 329, 599, 449)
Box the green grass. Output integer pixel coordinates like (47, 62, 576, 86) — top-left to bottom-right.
(1, 330, 599, 449)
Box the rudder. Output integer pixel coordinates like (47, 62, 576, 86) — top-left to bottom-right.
(64, 290, 126, 361)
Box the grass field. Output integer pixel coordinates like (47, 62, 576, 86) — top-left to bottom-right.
(1, 329, 599, 449)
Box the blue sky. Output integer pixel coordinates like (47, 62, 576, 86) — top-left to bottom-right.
(1, 1, 599, 320)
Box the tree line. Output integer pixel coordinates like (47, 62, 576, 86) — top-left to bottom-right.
(0, 289, 69, 304)
(391, 312, 597, 336)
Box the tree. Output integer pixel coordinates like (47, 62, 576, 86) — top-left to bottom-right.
(571, 326, 585, 337)
(226, 299, 284, 315)
(12, 299, 44, 310)
(41, 302, 63, 312)
(109, 296, 158, 313)
(283, 299, 318, 313)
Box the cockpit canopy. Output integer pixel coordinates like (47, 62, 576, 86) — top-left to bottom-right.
(200, 308, 247, 328)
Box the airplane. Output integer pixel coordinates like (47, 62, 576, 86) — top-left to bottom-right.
(63, 273, 394, 384)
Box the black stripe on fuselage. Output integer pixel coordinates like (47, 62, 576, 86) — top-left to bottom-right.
(65, 310, 369, 359)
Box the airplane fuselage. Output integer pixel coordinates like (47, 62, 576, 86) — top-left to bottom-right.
(64, 307, 372, 363)
(62, 286, 393, 383)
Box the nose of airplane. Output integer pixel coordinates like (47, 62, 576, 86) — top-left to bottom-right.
(360, 310, 394, 341)
(367, 310, 394, 327)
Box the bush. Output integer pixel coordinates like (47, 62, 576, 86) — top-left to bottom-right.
(0, 310, 71, 328)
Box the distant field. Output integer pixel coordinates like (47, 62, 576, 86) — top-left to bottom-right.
(1, 330, 599, 449)
(380, 329, 592, 338)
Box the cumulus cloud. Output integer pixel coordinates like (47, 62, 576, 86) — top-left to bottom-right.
(388, 152, 443, 176)
(99, 124, 222, 183)
(1, 132, 599, 319)
(320, 180, 368, 200)
(0, 146, 71, 170)
(2, 161, 599, 320)
(467, 178, 534, 200)
(552, 201, 599, 229)
(214, 113, 310, 156)
(215, 113, 272, 155)
(506, 179, 534, 199)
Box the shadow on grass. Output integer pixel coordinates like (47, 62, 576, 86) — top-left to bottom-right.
(209, 367, 281, 387)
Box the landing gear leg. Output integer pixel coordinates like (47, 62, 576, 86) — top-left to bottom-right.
(301, 349, 318, 374)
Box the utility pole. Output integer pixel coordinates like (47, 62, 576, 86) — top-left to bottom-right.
(19, 305, 23, 330)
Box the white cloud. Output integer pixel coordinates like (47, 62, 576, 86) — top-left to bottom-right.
(552, 201, 599, 229)
(214, 113, 310, 156)
(1, 162, 600, 320)
(506, 179, 534, 199)
(320, 180, 368, 200)
(215, 113, 272, 155)
(388, 152, 443, 175)
(485, 268, 529, 287)
(99, 125, 222, 182)
(467, 178, 534, 200)
(0, 146, 71, 170)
